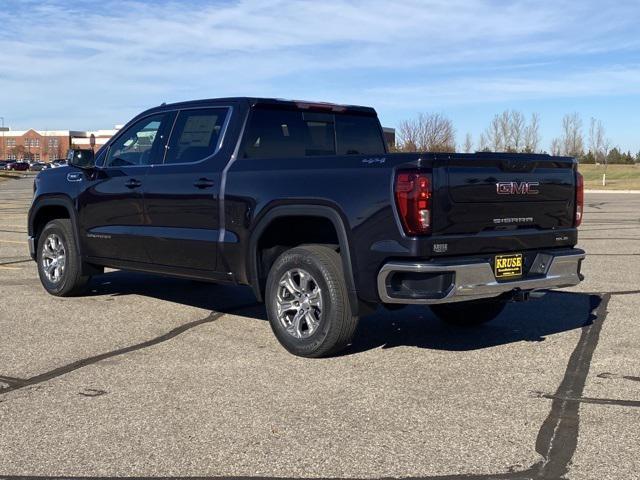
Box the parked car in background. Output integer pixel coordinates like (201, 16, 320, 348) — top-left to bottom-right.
(0, 161, 9, 170)
(51, 159, 67, 168)
(6, 161, 30, 171)
(29, 162, 50, 171)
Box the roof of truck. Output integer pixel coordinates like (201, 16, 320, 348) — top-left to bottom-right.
(153, 97, 377, 115)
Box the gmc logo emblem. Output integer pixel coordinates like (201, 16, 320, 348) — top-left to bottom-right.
(496, 181, 540, 195)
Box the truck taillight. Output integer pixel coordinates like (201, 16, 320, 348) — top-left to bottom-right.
(395, 171, 431, 235)
(575, 171, 584, 227)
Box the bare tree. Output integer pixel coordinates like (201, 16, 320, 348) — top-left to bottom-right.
(498, 111, 513, 151)
(397, 113, 455, 152)
(478, 133, 489, 152)
(42, 130, 49, 162)
(588, 117, 608, 163)
(420, 113, 456, 152)
(482, 110, 540, 153)
(550, 138, 562, 156)
(484, 115, 504, 152)
(463, 133, 473, 153)
(15, 145, 26, 160)
(397, 118, 420, 152)
(509, 111, 526, 152)
(523, 113, 540, 153)
(561, 113, 584, 157)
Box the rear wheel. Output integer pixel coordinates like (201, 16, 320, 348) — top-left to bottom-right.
(265, 245, 359, 358)
(430, 299, 506, 326)
(37, 219, 91, 296)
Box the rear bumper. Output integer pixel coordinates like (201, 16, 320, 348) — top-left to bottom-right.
(377, 249, 585, 305)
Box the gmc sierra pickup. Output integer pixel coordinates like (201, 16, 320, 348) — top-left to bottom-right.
(28, 97, 585, 357)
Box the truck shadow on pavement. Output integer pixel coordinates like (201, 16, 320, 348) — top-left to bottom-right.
(346, 291, 600, 355)
(86, 270, 598, 355)
(87, 270, 266, 317)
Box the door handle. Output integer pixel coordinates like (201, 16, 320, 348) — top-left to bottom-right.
(125, 179, 142, 189)
(193, 178, 215, 189)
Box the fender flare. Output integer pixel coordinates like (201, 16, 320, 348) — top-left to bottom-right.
(248, 204, 359, 315)
(29, 195, 83, 258)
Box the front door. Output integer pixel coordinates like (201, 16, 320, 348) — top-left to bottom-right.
(78, 112, 174, 263)
(142, 107, 231, 271)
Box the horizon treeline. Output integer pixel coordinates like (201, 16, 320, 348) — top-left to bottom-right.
(393, 111, 639, 165)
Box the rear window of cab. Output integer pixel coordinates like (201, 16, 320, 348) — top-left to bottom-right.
(240, 108, 385, 159)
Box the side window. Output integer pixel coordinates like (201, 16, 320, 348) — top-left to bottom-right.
(105, 114, 168, 167)
(335, 114, 385, 155)
(164, 108, 229, 164)
(242, 109, 305, 159)
(302, 113, 335, 156)
(241, 108, 337, 159)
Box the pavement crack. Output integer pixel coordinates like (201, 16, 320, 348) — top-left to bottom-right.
(0, 306, 258, 397)
(597, 372, 640, 382)
(78, 388, 108, 397)
(532, 293, 609, 479)
(0, 258, 32, 266)
(605, 289, 640, 296)
(587, 253, 640, 256)
(534, 392, 640, 408)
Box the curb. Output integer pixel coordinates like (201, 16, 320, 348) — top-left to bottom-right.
(585, 189, 640, 194)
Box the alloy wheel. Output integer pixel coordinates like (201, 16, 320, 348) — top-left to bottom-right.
(275, 268, 323, 339)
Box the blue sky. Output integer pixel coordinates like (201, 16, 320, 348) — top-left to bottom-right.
(1, 0, 639, 153)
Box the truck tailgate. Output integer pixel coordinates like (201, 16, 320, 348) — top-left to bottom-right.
(434, 154, 577, 236)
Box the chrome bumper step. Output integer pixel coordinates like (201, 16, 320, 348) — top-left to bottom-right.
(377, 251, 585, 305)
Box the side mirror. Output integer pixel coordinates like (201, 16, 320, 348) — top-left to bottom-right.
(67, 149, 95, 169)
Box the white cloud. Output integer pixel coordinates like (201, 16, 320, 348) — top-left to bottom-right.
(362, 65, 640, 108)
(0, 0, 638, 131)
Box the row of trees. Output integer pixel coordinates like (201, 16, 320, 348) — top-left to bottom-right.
(395, 111, 639, 164)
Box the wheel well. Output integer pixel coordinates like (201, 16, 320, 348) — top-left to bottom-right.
(33, 205, 71, 241)
(256, 216, 339, 290)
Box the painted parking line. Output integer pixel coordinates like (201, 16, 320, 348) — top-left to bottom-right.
(0, 265, 21, 270)
(0, 239, 27, 244)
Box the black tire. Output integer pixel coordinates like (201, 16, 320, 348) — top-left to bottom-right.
(430, 299, 506, 327)
(37, 219, 91, 296)
(265, 244, 359, 358)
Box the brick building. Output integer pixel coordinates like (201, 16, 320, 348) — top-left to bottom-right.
(1, 127, 120, 162)
(1, 129, 69, 162)
(382, 127, 396, 150)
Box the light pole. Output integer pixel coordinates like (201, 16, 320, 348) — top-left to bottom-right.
(0, 117, 6, 161)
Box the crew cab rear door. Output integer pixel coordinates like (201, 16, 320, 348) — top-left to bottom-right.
(141, 106, 231, 272)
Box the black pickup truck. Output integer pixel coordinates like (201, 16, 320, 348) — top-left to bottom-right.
(28, 97, 585, 357)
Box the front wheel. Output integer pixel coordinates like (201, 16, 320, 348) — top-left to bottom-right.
(265, 245, 359, 358)
(430, 299, 506, 326)
(37, 219, 91, 296)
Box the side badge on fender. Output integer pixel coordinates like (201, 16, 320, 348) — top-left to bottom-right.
(67, 172, 83, 182)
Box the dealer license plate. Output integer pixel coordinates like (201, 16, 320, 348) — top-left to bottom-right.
(494, 253, 523, 279)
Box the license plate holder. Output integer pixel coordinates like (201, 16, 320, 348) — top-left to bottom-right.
(494, 253, 523, 279)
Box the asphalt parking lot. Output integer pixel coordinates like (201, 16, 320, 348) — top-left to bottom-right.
(0, 176, 638, 479)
